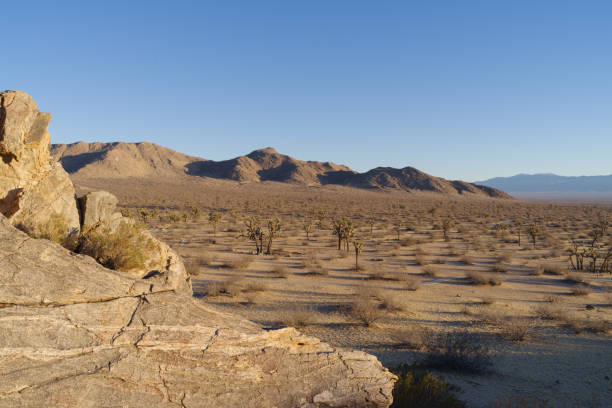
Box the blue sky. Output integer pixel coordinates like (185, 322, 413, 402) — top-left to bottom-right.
(2, 1, 611, 181)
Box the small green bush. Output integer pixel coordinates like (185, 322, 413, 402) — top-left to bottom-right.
(391, 364, 466, 408)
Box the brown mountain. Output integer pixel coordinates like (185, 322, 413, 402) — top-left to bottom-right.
(344, 167, 510, 198)
(51, 142, 510, 198)
(50, 141, 202, 178)
(186, 147, 355, 185)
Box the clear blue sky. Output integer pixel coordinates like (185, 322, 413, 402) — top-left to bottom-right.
(2, 0, 611, 181)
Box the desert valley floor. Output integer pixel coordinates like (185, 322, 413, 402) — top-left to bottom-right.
(71, 176, 612, 408)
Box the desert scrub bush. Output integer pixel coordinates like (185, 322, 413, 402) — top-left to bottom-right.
(391, 364, 466, 408)
(349, 296, 385, 326)
(222, 256, 253, 270)
(498, 318, 533, 342)
(422, 265, 439, 278)
(460, 254, 475, 265)
(422, 331, 492, 373)
(391, 325, 433, 350)
(204, 277, 242, 297)
(380, 292, 409, 312)
(490, 261, 509, 273)
(194, 253, 215, 266)
(79, 222, 156, 272)
(570, 285, 591, 296)
(242, 281, 267, 293)
(534, 304, 565, 321)
(17, 213, 77, 249)
(270, 265, 289, 279)
(540, 262, 566, 275)
(415, 254, 429, 266)
(306, 265, 329, 276)
(280, 305, 316, 328)
(465, 271, 501, 286)
(404, 277, 421, 291)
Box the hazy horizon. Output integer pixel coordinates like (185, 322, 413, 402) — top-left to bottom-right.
(4, 1, 611, 181)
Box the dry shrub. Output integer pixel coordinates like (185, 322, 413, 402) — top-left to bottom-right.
(300, 251, 320, 269)
(205, 276, 242, 297)
(570, 285, 591, 296)
(460, 254, 475, 265)
(391, 325, 433, 350)
(223, 256, 253, 270)
(306, 265, 329, 276)
(404, 277, 421, 291)
(480, 297, 495, 305)
(465, 271, 501, 286)
(79, 222, 156, 272)
(498, 251, 514, 263)
(422, 265, 439, 278)
(541, 263, 566, 275)
(499, 318, 533, 342)
(18, 213, 76, 249)
(243, 281, 267, 293)
(422, 331, 492, 373)
(529, 264, 544, 276)
(380, 292, 409, 312)
(349, 297, 385, 326)
(270, 265, 290, 279)
(194, 253, 215, 266)
(280, 305, 316, 328)
(534, 304, 565, 321)
(490, 261, 509, 273)
(416, 246, 430, 256)
(415, 254, 430, 266)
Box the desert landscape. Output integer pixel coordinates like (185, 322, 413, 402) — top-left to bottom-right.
(4, 2, 612, 407)
(51, 141, 612, 407)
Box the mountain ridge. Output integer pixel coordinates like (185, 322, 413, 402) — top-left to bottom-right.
(476, 173, 612, 193)
(51, 142, 511, 198)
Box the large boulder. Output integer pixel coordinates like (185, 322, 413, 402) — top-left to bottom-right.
(0, 215, 396, 407)
(0, 90, 79, 235)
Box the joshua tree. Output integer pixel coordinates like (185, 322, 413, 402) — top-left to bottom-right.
(441, 217, 454, 241)
(394, 220, 402, 241)
(526, 224, 541, 249)
(332, 218, 355, 251)
(333, 218, 347, 250)
(244, 216, 264, 255)
(265, 217, 282, 254)
(190, 207, 201, 221)
(303, 221, 313, 241)
(208, 211, 222, 239)
(353, 240, 363, 271)
(514, 220, 523, 247)
(343, 221, 355, 251)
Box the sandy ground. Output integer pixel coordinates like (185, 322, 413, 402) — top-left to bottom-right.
(150, 218, 612, 408)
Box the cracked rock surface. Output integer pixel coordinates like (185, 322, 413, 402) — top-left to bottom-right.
(0, 217, 395, 407)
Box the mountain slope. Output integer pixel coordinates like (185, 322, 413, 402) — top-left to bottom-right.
(186, 147, 355, 185)
(51, 141, 203, 178)
(52, 142, 510, 198)
(346, 167, 510, 197)
(477, 173, 612, 193)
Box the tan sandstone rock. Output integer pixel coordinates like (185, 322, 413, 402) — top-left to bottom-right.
(0, 90, 79, 235)
(0, 216, 396, 407)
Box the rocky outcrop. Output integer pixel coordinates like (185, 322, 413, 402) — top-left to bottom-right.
(0, 215, 396, 407)
(78, 190, 122, 229)
(0, 90, 80, 235)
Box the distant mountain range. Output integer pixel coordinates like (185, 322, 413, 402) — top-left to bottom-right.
(50, 142, 511, 198)
(476, 173, 612, 193)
